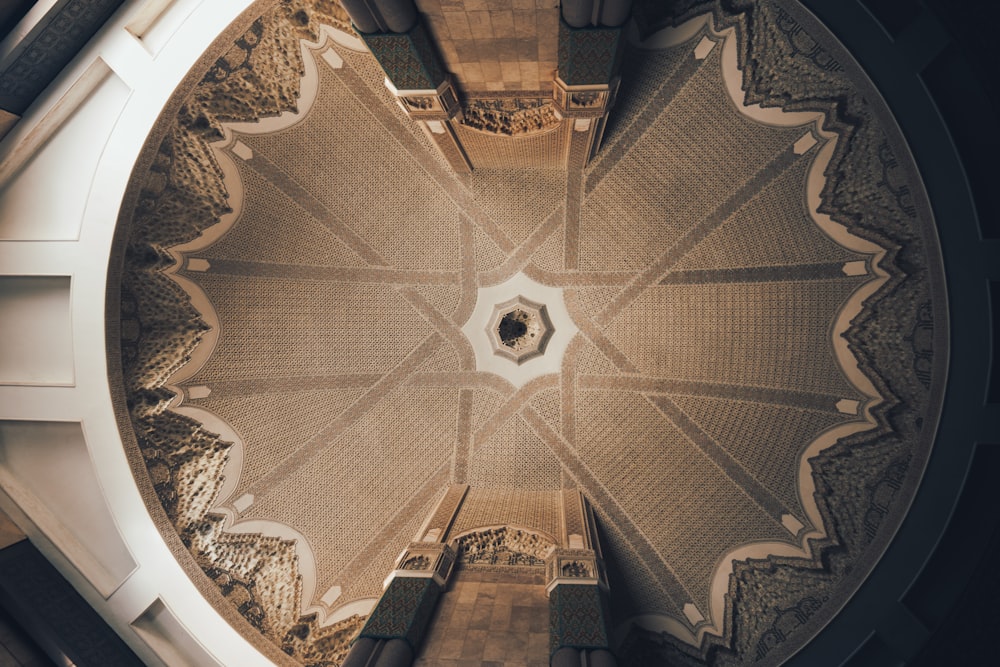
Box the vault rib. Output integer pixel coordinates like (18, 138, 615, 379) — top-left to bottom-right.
(563, 121, 592, 268)
(191, 374, 381, 400)
(399, 287, 475, 371)
(658, 262, 864, 285)
(407, 372, 513, 394)
(561, 336, 583, 449)
(330, 63, 516, 255)
(471, 375, 560, 452)
(586, 44, 708, 195)
(520, 405, 692, 614)
(521, 267, 637, 286)
(478, 204, 565, 286)
(579, 376, 850, 414)
(244, 333, 444, 498)
(646, 395, 796, 525)
(323, 463, 451, 606)
(202, 258, 459, 285)
(453, 389, 472, 483)
(564, 292, 641, 374)
(238, 148, 388, 266)
(453, 213, 477, 326)
(595, 145, 804, 327)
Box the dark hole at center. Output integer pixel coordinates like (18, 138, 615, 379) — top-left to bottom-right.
(499, 313, 528, 346)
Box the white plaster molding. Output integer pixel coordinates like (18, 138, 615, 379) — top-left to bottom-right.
(461, 272, 580, 389)
(0, 2, 288, 665)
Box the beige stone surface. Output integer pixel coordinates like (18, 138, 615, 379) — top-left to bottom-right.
(173, 24, 878, 620)
(114, 2, 946, 662)
(418, 0, 559, 92)
(417, 572, 549, 666)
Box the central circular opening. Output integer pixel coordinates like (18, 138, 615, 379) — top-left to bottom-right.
(499, 311, 529, 346)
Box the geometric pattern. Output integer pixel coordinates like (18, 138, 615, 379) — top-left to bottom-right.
(549, 584, 611, 652)
(0, 0, 124, 114)
(110, 1, 945, 665)
(179, 19, 875, 642)
(359, 577, 441, 649)
(362, 23, 446, 90)
(558, 19, 623, 85)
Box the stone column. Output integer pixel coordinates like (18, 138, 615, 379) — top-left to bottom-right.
(339, 0, 469, 173)
(546, 491, 618, 666)
(546, 550, 617, 666)
(343, 542, 456, 667)
(553, 1, 633, 168)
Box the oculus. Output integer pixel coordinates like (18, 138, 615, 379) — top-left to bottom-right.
(461, 272, 579, 388)
(487, 297, 555, 364)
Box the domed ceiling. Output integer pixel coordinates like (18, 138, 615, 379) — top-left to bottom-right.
(108, 0, 945, 665)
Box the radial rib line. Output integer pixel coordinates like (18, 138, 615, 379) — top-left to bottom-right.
(659, 262, 858, 285)
(647, 395, 790, 522)
(332, 65, 514, 254)
(521, 405, 693, 609)
(246, 334, 443, 497)
(243, 150, 386, 266)
(199, 374, 381, 399)
(206, 259, 458, 285)
(579, 376, 843, 413)
(596, 146, 801, 327)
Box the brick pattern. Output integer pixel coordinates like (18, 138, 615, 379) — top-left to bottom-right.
(418, 0, 559, 93)
(114, 1, 942, 663)
(415, 571, 549, 666)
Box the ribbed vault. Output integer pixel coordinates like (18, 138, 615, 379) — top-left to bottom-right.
(109, 1, 945, 665)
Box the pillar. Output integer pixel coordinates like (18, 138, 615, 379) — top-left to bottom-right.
(553, 1, 634, 168)
(339, 0, 470, 173)
(546, 491, 618, 666)
(342, 542, 456, 667)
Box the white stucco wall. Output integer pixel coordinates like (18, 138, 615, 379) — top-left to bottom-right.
(0, 1, 279, 664)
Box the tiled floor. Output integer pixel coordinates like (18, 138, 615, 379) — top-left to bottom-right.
(416, 571, 549, 666)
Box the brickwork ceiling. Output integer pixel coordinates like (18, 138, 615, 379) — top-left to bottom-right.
(418, 0, 560, 93)
(110, 1, 946, 665)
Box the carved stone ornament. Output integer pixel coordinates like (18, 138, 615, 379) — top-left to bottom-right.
(461, 272, 579, 388)
(454, 527, 555, 568)
(460, 97, 561, 136)
(487, 296, 554, 365)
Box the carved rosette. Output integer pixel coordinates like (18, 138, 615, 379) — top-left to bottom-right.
(487, 296, 555, 365)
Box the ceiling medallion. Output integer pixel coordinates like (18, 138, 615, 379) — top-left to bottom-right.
(462, 273, 579, 388)
(487, 297, 555, 364)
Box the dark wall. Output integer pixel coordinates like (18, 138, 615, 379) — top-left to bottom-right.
(789, 2, 1000, 665)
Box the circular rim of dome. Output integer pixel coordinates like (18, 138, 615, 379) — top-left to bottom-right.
(99, 2, 956, 665)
